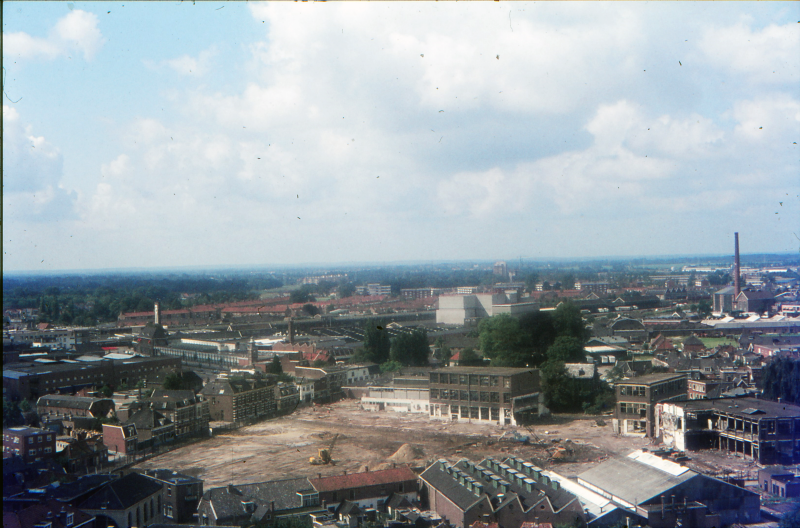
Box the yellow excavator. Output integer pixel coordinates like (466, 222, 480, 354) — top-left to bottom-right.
(310, 433, 338, 465)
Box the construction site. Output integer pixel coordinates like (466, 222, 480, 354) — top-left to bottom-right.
(134, 399, 761, 488)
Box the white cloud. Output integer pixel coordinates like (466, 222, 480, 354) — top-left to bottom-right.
(699, 20, 800, 84)
(165, 47, 218, 76)
(2, 106, 76, 222)
(2, 10, 104, 61)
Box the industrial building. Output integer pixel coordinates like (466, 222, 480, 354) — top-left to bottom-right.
(656, 397, 800, 465)
(576, 450, 760, 527)
(428, 367, 545, 426)
(613, 373, 687, 437)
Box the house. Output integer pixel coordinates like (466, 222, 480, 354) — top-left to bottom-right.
(141, 469, 204, 524)
(680, 336, 705, 357)
(576, 450, 760, 527)
(613, 373, 687, 437)
(197, 477, 318, 526)
(102, 424, 138, 456)
(78, 472, 164, 528)
(3, 426, 57, 462)
(125, 409, 174, 448)
(308, 467, 419, 510)
(656, 397, 800, 464)
(428, 367, 545, 426)
(3, 499, 95, 528)
(418, 456, 585, 528)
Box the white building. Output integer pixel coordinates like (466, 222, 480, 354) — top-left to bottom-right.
(436, 293, 538, 326)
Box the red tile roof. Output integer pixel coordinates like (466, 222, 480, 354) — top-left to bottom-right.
(309, 467, 416, 493)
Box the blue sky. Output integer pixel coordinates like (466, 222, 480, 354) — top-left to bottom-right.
(3, 2, 799, 272)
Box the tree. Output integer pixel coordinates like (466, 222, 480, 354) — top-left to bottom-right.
(99, 385, 113, 397)
(761, 358, 800, 404)
(355, 320, 391, 364)
(458, 347, 485, 367)
(302, 303, 319, 317)
(518, 311, 558, 366)
(3, 397, 24, 427)
(267, 356, 283, 375)
(390, 328, 430, 366)
(312, 359, 329, 368)
(379, 360, 403, 373)
(546, 336, 585, 363)
(697, 299, 712, 318)
(478, 314, 529, 366)
(552, 301, 589, 343)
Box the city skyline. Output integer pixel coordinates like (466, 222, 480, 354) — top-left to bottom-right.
(3, 2, 799, 272)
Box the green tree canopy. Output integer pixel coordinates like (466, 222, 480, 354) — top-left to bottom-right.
(390, 328, 430, 366)
(354, 320, 391, 364)
(546, 336, 586, 363)
(458, 347, 485, 367)
(552, 301, 589, 342)
(267, 356, 283, 375)
(478, 314, 528, 366)
(761, 358, 800, 404)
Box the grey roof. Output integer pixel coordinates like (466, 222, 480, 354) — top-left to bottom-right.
(126, 408, 172, 430)
(142, 469, 203, 485)
(577, 456, 697, 505)
(668, 397, 800, 419)
(79, 473, 163, 510)
(419, 461, 483, 511)
(201, 478, 312, 522)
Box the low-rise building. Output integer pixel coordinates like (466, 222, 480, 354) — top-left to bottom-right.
(2, 499, 95, 528)
(102, 424, 138, 456)
(308, 467, 418, 511)
(141, 469, 204, 524)
(3, 426, 56, 462)
(148, 390, 209, 438)
(758, 467, 800, 498)
(576, 450, 760, 527)
(78, 472, 164, 528)
(200, 374, 276, 423)
(419, 456, 585, 528)
(197, 477, 319, 526)
(36, 395, 115, 420)
(428, 367, 545, 426)
(656, 397, 800, 464)
(613, 373, 687, 437)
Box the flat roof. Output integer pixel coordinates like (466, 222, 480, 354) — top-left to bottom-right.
(667, 397, 800, 419)
(617, 373, 686, 386)
(432, 366, 537, 375)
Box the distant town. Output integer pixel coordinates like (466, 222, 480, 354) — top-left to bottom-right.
(3, 238, 800, 528)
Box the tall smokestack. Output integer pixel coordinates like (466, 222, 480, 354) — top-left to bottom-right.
(154, 302, 161, 325)
(734, 233, 741, 297)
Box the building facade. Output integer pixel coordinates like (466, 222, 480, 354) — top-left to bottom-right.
(428, 367, 545, 426)
(614, 373, 687, 437)
(141, 469, 204, 524)
(3, 426, 56, 462)
(200, 375, 276, 423)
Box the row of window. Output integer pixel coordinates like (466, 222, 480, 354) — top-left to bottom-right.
(430, 389, 510, 404)
(619, 402, 647, 415)
(430, 373, 510, 388)
(618, 386, 646, 397)
(432, 404, 512, 421)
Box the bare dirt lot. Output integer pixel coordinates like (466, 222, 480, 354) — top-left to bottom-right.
(135, 400, 759, 488)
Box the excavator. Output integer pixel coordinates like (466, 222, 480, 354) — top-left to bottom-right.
(310, 433, 338, 465)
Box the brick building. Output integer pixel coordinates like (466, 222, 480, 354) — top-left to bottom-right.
(200, 374, 276, 423)
(141, 469, 204, 523)
(148, 389, 209, 438)
(102, 424, 138, 456)
(308, 467, 418, 510)
(3, 426, 56, 462)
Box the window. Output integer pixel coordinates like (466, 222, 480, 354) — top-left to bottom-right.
(168, 487, 172, 497)
(490, 392, 499, 403)
(44, 447, 52, 454)
(165, 505, 174, 518)
(480, 392, 489, 402)
(450, 374, 459, 384)
(503, 393, 511, 404)
(28, 437, 34, 444)
(430, 389, 439, 399)
(504, 378, 511, 388)
(480, 376, 490, 386)
(491, 408, 499, 421)
(459, 375, 468, 385)
(490, 376, 499, 386)
(66, 514, 74, 527)
(430, 373, 438, 383)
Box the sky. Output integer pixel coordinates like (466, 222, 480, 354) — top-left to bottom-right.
(3, 2, 799, 272)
